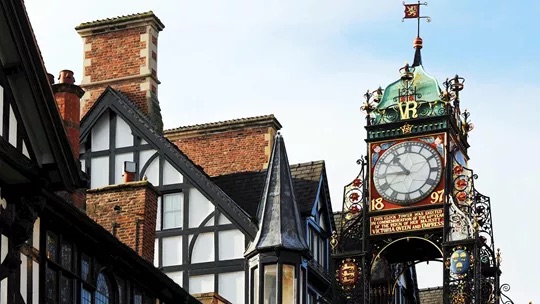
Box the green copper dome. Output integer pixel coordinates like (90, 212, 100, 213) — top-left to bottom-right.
(371, 65, 447, 125)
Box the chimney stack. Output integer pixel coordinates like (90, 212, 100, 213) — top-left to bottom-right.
(86, 182, 159, 262)
(52, 70, 85, 159)
(75, 12, 165, 132)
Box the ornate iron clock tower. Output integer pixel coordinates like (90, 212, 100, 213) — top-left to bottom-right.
(331, 3, 515, 304)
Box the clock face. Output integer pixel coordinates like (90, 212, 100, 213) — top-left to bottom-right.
(373, 141, 442, 205)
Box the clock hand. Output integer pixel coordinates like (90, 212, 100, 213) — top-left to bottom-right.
(391, 157, 410, 175)
(385, 171, 409, 176)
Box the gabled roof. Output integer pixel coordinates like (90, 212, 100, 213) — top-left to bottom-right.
(80, 87, 257, 238)
(213, 160, 326, 218)
(0, 0, 83, 191)
(245, 134, 309, 256)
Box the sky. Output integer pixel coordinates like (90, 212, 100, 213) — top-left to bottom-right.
(24, 0, 539, 302)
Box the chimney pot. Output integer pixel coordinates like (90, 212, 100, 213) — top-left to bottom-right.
(47, 73, 55, 85)
(123, 171, 135, 183)
(58, 70, 75, 84)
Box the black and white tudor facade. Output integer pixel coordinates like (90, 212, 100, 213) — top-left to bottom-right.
(79, 89, 336, 303)
(0, 1, 201, 304)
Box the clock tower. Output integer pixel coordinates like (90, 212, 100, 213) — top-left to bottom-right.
(331, 5, 511, 303)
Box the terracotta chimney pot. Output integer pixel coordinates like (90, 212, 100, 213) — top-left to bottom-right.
(58, 69, 75, 84)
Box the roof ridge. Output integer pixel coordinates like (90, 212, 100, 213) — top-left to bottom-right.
(164, 114, 281, 133)
(289, 160, 325, 167)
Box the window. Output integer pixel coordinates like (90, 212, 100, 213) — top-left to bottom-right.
(81, 254, 91, 281)
(252, 267, 259, 304)
(46, 266, 57, 303)
(263, 265, 277, 304)
(81, 288, 92, 304)
(46, 231, 58, 261)
(60, 275, 73, 304)
(96, 273, 110, 304)
(308, 227, 329, 270)
(45, 229, 154, 304)
(134, 290, 143, 304)
(162, 193, 183, 229)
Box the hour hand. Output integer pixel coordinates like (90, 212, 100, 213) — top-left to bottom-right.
(391, 157, 410, 175)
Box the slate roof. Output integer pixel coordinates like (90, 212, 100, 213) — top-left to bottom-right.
(213, 160, 325, 219)
(245, 133, 309, 256)
(75, 11, 164, 31)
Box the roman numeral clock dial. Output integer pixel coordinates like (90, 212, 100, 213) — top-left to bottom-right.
(372, 141, 443, 207)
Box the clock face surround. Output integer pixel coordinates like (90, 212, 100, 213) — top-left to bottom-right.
(373, 141, 443, 205)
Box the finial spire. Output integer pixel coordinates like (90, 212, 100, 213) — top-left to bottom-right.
(403, 1, 431, 67)
(245, 133, 309, 257)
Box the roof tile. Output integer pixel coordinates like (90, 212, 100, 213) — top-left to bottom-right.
(213, 160, 325, 218)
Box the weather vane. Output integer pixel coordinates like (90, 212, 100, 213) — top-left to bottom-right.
(402, 1, 431, 37)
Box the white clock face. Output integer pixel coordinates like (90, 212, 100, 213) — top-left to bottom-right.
(373, 141, 442, 205)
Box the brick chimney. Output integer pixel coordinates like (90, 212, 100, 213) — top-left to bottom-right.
(52, 70, 85, 159)
(164, 115, 282, 177)
(52, 70, 86, 209)
(86, 181, 159, 262)
(75, 12, 164, 132)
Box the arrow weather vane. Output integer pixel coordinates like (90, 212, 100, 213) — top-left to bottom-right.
(402, 1, 431, 37)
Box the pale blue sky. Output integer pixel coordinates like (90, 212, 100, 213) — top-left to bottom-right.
(25, 0, 539, 302)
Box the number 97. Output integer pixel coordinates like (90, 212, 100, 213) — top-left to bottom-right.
(430, 190, 444, 204)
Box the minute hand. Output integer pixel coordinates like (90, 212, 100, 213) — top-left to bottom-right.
(391, 157, 410, 175)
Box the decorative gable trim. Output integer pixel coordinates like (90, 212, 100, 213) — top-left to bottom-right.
(81, 87, 257, 238)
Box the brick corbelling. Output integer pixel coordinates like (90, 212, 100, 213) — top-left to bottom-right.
(86, 181, 159, 262)
(168, 126, 273, 177)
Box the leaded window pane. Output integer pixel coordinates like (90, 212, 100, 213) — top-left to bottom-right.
(60, 275, 72, 304)
(134, 290, 143, 304)
(46, 267, 57, 303)
(81, 255, 90, 281)
(96, 273, 110, 304)
(163, 193, 183, 229)
(81, 287, 92, 304)
(46, 232, 58, 261)
(61, 242, 72, 270)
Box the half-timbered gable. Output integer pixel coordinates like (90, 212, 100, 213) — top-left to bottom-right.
(80, 87, 256, 303)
